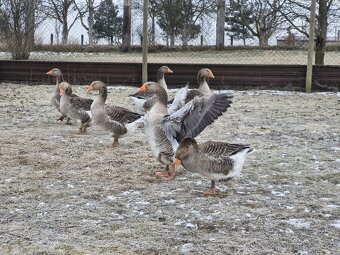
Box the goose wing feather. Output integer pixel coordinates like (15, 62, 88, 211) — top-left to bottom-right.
(200, 141, 251, 156)
(104, 105, 141, 123)
(162, 92, 233, 143)
(69, 94, 93, 111)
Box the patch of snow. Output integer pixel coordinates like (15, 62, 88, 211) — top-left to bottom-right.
(185, 223, 198, 229)
(121, 190, 140, 196)
(135, 201, 150, 205)
(180, 243, 194, 253)
(285, 228, 294, 235)
(107, 195, 117, 201)
(286, 219, 311, 229)
(320, 197, 332, 201)
(164, 199, 176, 204)
(67, 183, 75, 189)
(82, 219, 102, 224)
(327, 204, 339, 209)
(272, 190, 286, 197)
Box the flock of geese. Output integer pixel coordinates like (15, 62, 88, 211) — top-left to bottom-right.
(46, 66, 254, 195)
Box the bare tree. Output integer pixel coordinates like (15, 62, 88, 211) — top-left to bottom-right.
(122, 0, 131, 51)
(44, 0, 80, 44)
(269, 0, 338, 65)
(0, 0, 44, 59)
(228, 0, 285, 46)
(216, 0, 225, 48)
(74, 0, 97, 46)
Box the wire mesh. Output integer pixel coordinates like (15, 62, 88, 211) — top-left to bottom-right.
(0, 0, 339, 65)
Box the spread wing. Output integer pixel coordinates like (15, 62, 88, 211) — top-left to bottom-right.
(162, 92, 233, 143)
(168, 84, 189, 115)
(184, 89, 203, 104)
(104, 105, 142, 123)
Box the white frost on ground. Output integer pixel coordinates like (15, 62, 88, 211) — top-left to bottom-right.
(1, 84, 339, 254)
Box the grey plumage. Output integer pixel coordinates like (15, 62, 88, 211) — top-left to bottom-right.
(139, 81, 233, 178)
(175, 137, 254, 195)
(59, 82, 91, 134)
(88, 81, 143, 147)
(129, 66, 173, 113)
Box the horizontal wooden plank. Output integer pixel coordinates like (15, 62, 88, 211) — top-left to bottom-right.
(0, 60, 339, 90)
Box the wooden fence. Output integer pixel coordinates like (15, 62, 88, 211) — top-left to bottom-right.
(0, 60, 339, 90)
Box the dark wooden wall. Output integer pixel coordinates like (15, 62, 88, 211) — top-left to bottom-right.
(0, 60, 339, 90)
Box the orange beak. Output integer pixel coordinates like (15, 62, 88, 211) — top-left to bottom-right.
(174, 158, 181, 169)
(59, 88, 65, 96)
(87, 84, 94, 93)
(46, 70, 52, 75)
(167, 68, 173, 74)
(208, 71, 215, 79)
(138, 84, 147, 93)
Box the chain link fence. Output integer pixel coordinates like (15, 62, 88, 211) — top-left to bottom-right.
(1, 0, 340, 65)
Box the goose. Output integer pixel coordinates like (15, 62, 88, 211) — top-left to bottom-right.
(168, 68, 215, 107)
(129, 66, 173, 114)
(59, 82, 92, 134)
(46, 68, 70, 123)
(175, 137, 254, 196)
(138, 82, 233, 179)
(87, 81, 144, 148)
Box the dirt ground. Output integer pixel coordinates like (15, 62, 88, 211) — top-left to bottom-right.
(0, 83, 339, 254)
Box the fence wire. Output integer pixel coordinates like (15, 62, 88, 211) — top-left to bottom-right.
(1, 0, 340, 65)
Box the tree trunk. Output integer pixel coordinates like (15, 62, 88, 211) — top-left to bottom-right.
(62, 11, 68, 44)
(151, 15, 155, 45)
(170, 34, 175, 46)
(315, 0, 327, 65)
(182, 24, 188, 47)
(26, 0, 35, 51)
(216, 0, 225, 48)
(258, 35, 269, 46)
(88, 0, 94, 45)
(122, 0, 131, 52)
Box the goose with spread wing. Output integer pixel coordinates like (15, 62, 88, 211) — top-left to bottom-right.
(175, 137, 254, 196)
(129, 66, 173, 114)
(87, 81, 144, 148)
(59, 82, 92, 134)
(138, 82, 233, 179)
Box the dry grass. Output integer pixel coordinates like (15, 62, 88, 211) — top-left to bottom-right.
(1, 49, 340, 65)
(0, 84, 339, 254)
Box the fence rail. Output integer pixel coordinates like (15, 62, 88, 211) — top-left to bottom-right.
(0, 60, 339, 90)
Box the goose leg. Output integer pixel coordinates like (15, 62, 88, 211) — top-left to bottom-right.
(65, 117, 72, 125)
(155, 165, 174, 179)
(110, 136, 119, 148)
(204, 180, 218, 196)
(57, 115, 65, 122)
(76, 121, 90, 134)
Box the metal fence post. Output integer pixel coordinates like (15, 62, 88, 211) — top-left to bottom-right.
(142, 0, 148, 83)
(306, 0, 317, 93)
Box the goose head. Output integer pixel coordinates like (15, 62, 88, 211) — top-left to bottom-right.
(159, 66, 173, 74)
(138, 81, 162, 93)
(59, 81, 72, 96)
(46, 68, 62, 78)
(174, 137, 199, 167)
(87, 80, 106, 92)
(197, 68, 214, 82)
(47, 68, 63, 85)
